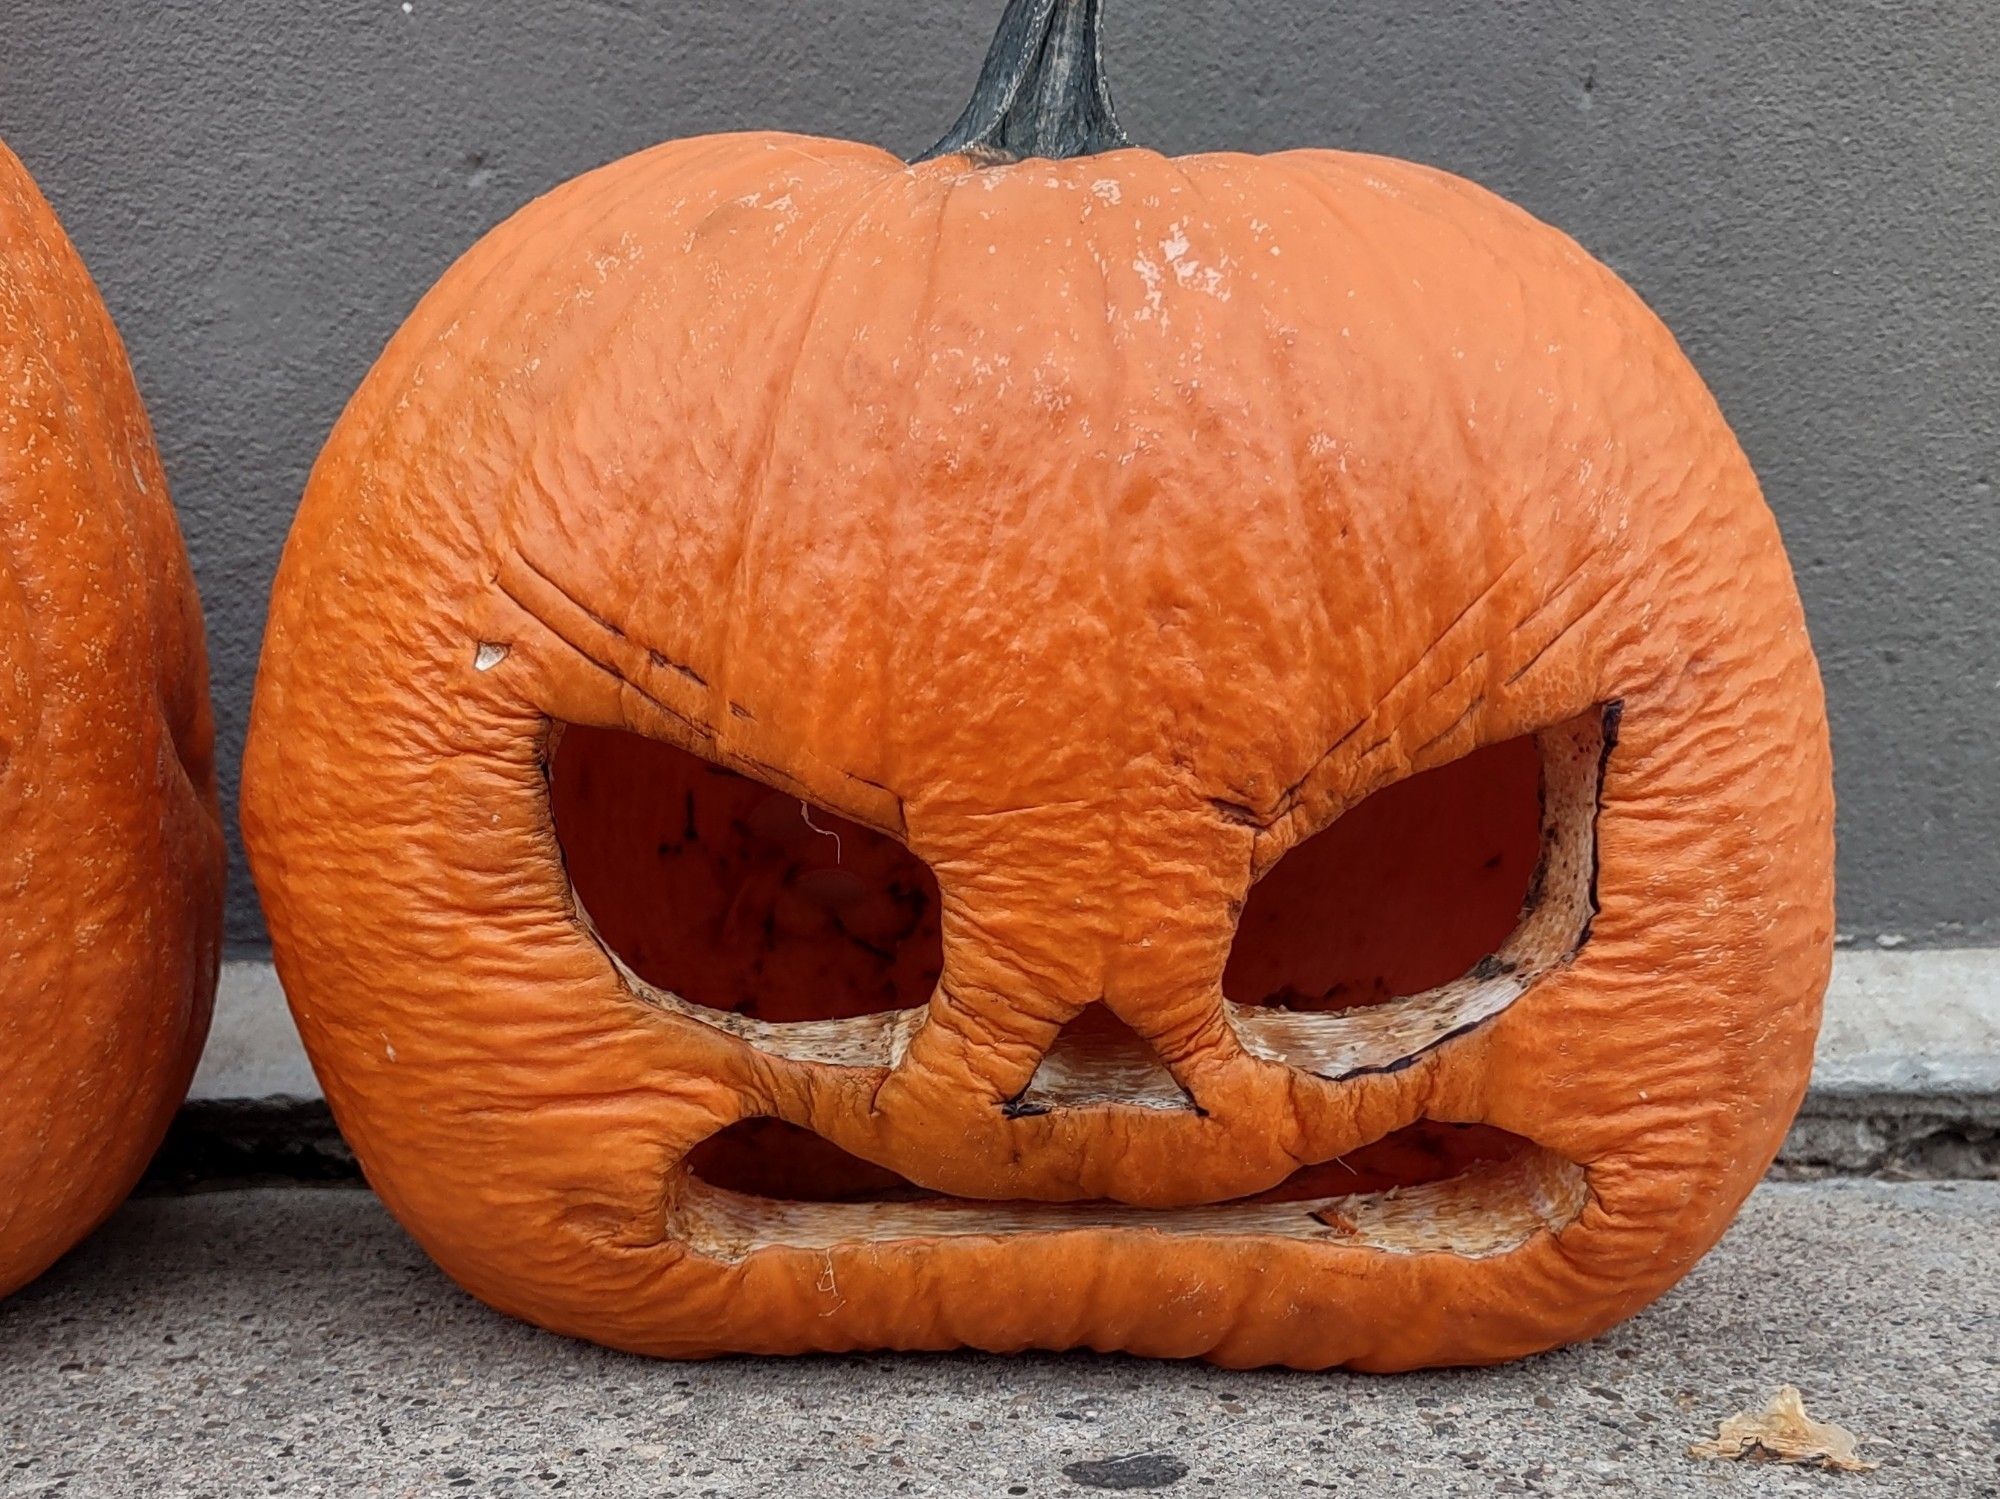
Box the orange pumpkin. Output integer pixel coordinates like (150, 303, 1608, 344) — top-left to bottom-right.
(242, 0, 1832, 1368)
(1, 142, 224, 1297)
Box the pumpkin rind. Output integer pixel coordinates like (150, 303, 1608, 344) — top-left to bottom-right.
(0, 143, 224, 1297)
(243, 125, 1832, 1367)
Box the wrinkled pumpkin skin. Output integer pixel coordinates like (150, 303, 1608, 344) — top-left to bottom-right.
(243, 134, 1833, 1368)
(0, 143, 224, 1297)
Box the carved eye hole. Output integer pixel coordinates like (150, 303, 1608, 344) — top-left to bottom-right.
(1224, 733, 1545, 1011)
(548, 724, 943, 1022)
(1225, 707, 1614, 1080)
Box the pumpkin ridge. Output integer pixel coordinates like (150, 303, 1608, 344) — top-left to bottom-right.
(712, 161, 915, 723)
(1173, 153, 1338, 714)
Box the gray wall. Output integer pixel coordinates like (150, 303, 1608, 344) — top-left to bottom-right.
(3, 2, 1994, 950)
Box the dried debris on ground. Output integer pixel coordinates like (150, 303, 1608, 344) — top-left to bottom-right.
(1689, 1385, 1878, 1472)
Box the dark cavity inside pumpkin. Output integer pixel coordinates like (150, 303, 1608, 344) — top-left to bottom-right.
(687, 1116, 1530, 1204)
(548, 722, 942, 1022)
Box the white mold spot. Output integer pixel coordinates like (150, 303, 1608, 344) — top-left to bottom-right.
(1131, 255, 1165, 321)
(474, 642, 510, 673)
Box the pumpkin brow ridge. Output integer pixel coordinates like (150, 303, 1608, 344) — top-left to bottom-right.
(497, 548, 718, 746)
(1241, 550, 1534, 841)
(1504, 555, 1628, 691)
(501, 544, 909, 835)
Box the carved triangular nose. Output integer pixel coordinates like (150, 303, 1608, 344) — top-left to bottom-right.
(1009, 1005, 1194, 1116)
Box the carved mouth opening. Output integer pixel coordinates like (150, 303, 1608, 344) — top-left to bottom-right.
(549, 724, 943, 1024)
(674, 1118, 1588, 1260)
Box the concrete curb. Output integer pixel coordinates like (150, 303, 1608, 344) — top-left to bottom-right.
(191, 960, 314, 1102)
(178, 949, 2000, 1181)
(1810, 947, 2000, 1097)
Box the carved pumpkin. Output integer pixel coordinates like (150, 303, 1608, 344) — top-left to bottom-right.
(242, 0, 1832, 1368)
(1, 142, 223, 1297)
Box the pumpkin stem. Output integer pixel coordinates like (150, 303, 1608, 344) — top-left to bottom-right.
(915, 0, 1130, 164)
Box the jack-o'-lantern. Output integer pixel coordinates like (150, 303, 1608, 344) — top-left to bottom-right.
(1, 142, 223, 1297)
(242, 0, 1832, 1367)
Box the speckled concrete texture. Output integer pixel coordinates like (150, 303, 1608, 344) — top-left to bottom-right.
(2, 1182, 1995, 1496)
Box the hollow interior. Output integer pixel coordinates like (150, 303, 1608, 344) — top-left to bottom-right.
(1224, 733, 1543, 1011)
(688, 1117, 1528, 1204)
(549, 724, 943, 1022)
(675, 1118, 1586, 1261)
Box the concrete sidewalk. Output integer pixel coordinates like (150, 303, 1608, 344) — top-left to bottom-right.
(3, 1183, 1995, 1497)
